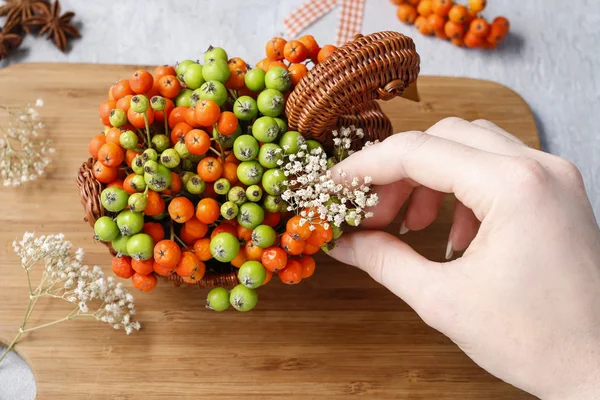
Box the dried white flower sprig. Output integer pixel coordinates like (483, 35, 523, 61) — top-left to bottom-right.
(280, 126, 379, 231)
(0, 232, 141, 365)
(0, 99, 55, 187)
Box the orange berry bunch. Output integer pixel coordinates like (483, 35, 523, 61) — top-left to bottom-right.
(86, 38, 354, 312)
(256, 35, 338, 81)
(394, 0, 510, 49)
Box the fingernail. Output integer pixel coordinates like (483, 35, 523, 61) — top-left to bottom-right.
(445, 238, 454, 260)
(399, 220, 409, 235)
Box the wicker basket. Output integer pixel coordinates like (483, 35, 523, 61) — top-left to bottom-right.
(76, 31, 420, 288)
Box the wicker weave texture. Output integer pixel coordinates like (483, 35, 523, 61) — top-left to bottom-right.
(286, 31, 420, 147)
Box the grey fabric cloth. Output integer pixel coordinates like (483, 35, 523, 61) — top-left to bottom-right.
(1, 0, 598, 217)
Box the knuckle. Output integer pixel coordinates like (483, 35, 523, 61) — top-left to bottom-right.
(551, 157, 585, 186)
(430, 117, 466, 132)
(363, 250, 387, 284)
(471, 119, 494, 128)
(387, 130, 431, 154)
(505, 157, 549, 191)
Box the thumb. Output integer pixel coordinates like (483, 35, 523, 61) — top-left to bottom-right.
(328, 230, 449, 322)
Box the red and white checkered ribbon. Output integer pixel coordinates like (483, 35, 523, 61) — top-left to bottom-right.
(284, 0, 366, 46)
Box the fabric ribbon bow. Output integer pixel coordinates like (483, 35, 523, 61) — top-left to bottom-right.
(284, 0, 366, 46)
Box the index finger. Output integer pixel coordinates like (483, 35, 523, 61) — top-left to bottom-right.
(331, 131, 509, 219)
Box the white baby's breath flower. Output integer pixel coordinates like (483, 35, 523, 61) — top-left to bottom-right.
(11, 233, 141, 336)
(277, 127, 379, 236)
(1, 101, 54, 187)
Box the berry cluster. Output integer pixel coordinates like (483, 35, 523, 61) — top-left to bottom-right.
(393, 0, 510, 49)
(87, 37, 361, 312)
(257, 36, 338, 75)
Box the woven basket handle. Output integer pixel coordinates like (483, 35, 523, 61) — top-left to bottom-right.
(285, 31, 420, 147)
(378, 80, 406, 101)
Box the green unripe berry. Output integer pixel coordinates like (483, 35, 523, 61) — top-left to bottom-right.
(237, 202, 264, 230)
(204, 46, 228, 62)
(263, 195, 283, 213)
(183, 63, 205, 90)
(100, 187, 129, 212)
(228, 186, 247, 206)
(279, 131, 305, 154)
(132, 155, 145, 175)
(273, 118, 287, 135)
(327, 157, 337, 169)
(111, 235, 130, 256)
(237, 260, 267, 288)
(220, 201, 239, 220)
(252, 116, 279, 143)
(265, 66, 292, 92)
(144, 160, 158, 175)
(130, 95, 149, 113)
(160, 149, 180, 169)
(181, 171, 194, 185)
(129, 175, 146, 192)
(128, 192, 148, 212)
(94, 216, 120, 242)
(262, 168, 286, 196)
(206, 287, 230, 312)
(345, 209, 359, 227)
(150, 95, 166, 111)
(306, 139, 323, 153)
(244, 68, 266, 92)
(233, 96, 258, 121)
(175, 60, 195, 80)
(174, 141, 190, 159)
(142, 148, 158, 162)
(251, 225, 276, 248)
(332, 225, 344, 240)
(246, 185, 262, 202)
(151, 134, 170, 153)
(175, 89, 193, 107)
(109, 109, 127, 127)
(214, 178, 231, 195)
(229, 284, 258, 312)
(258, 143, 283, 169)
(119, 130, 138, 150)
(186, 174, 206, 194)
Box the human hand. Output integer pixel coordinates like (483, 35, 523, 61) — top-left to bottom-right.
(328, 118, 600, 399)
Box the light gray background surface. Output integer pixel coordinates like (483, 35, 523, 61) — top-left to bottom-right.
(0, 0, 598, 397)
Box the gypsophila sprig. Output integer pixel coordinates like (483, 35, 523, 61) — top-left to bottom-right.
(0, 99, 55, 187)
(0, 232, 141, 365)
(280, 126, 378, 231)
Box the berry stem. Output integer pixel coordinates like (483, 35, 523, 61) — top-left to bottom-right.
(164, 116, 169, 141)
(173, 235, 188, 249)
(209, 147, 222, 157)
(217, 143, 226, 164)
(0, 331, 22, 364)
(0, 268, 43, 364)
(143, 113, 151, 148)
(170, 220, 174, 241)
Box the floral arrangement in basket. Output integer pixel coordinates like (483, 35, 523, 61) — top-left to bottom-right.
(77, 31, 420, 312)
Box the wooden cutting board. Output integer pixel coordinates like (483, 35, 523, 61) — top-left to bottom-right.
(0, 63, 539, 400)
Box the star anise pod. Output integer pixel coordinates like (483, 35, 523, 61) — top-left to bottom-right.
(0, 24, 23, 60)
(23, 0, 80, 52)
(0, 0, 49, 33)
